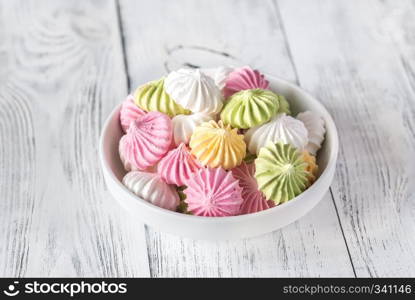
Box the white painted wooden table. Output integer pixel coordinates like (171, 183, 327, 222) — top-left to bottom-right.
(1, 0, 414, 277)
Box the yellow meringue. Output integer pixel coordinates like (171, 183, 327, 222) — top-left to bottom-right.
(189, 120, 246, 169)
(301, 150, 318, 185)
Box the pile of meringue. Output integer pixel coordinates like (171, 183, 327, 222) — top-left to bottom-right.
(118, 66, 326, 217)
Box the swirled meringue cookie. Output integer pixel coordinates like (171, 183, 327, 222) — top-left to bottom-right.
(232, 162, 274, 214)
(119, 112, 172, 171)
(255, 142, 308, 204)
(120, 94, 146, 132)
(184, 167, 243, 217)
(201, 66, 233, 90)
(157, 143, 202, 186)
(278, 95, 291, 115)
(296, 111, 325, 155)
(301, 150, 318, 185)
(190, 120, 246, 169)
(134, 78, 190, 117)
(220, 89, 280, 129)
(165, 68, 223, 114)
(123, 171, 179, 211)
(172, 113, 213, 146)
(245, 113, 308, 155)
(224, 66, 269, 98)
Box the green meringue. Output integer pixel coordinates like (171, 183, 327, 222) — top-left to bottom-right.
(176, 186, 192, 214)
(243, 152, 257, 164)
(254, 142, 308, 204)
(220, 89, 280, 129)
(278, 95, 291, 114)
(134, 78, 190, 117)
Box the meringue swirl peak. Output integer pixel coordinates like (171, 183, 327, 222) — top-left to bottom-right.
(189, 120, 246, 169)
(220, 88, 281, 129)
(165, 68, 223, 114)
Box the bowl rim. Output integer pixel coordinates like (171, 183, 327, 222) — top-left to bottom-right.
(99, 75, 339, 223)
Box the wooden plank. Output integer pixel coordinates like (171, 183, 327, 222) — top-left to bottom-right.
(120, 0, 297, 87)
(278, 0, 415, 276)
(0, 0, 150, 277)
(381, 0, 415, 145)
(119, 0, 354, 277)
(146, 195, 353, 277)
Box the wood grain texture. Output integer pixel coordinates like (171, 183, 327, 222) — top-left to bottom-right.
(119, 0, 354, 277)
(146, 195, 353, 277)
(0, 0, 150, 277)
(3, 0, 412, 278)
(278, 0, 415, 277)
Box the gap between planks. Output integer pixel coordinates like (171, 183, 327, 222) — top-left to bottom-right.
(120, 1, 358, 276)
(114, 0, 152, 276)
(272, 0, 357, 277)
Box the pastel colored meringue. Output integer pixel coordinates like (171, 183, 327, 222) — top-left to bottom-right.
(157, 143, 202, 186)
(201, 66, 233, 90)
(172, 113, 213, 146)
(164, 68, 223, 114)
(224, 66, 269, 98)
(296, 111, 325, 155)
(119, 112, 172, 171)
(232, 162, 274, 214)
(245, 113, 309, 155)
(134, 78, 190, 117)
(255, 142, 308, 204)
(189, 120, 246, 169)
(184, 167, 243, 217)
(220, 89, 281, 129)
(123, 171, 179, 211)
(120, 94, 146, 132)
(301, 150, 318, 185)
(278, 95, 291, 115)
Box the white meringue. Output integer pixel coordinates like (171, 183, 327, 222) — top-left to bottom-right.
(297, 111, 326, 155)
(201, 66, 233, 90)
(164, 68, 223, 114)
(172, 113, 213, 146)
(245, 113, 309, 155)
(122, 171, 179, 211)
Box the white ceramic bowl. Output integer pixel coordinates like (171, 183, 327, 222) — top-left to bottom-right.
(99, 76, 338, 240)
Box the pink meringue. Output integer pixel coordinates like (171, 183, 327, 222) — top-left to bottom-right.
(119, 94, 146, 132)
(223, 66, 269, 98)
(184, 167, 243, 217)
(119, 111, 172, 171)
(157, 143, 202, 186)
(232, 162, 274, 214)
(123, 171, 179, 211)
